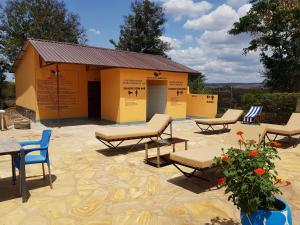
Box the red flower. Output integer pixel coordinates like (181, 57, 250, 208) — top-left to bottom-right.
(272, 141, 281, 148)
(236, 131, 244, 136)
(286, 181, 291, 186)
(254, 168, 265, 175)
(221, 155, 228, 161)
(275, 177, 282, 184)
(249, 139, 256, 144)
(248, 151, 259, 157)
(218, 177, 226, 185)
(238, 139, 244, 144)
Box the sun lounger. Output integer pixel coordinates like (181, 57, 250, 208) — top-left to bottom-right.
(195, 109, 244, 133)
(95, 114, 172, 151)
(169, 123, 266, 181)
(265, 113, 300, 146)
(243, 106, 263, 124)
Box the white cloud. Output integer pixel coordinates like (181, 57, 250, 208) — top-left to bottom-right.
(184, 4, 239, 31)
(161, 0, 213, 21)
(160, 36, 182, 49)
(184, 35, 194, 43)
(88, 28, 101, 36)
(226, 0, 249, 8)
(166, 4, 262, 83)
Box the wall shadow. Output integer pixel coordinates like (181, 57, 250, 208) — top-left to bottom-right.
(40, 118, 114, 128)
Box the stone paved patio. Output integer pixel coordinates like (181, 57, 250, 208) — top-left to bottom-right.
(0, 120, 299, 225)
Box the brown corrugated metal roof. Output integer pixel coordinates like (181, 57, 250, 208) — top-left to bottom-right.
(13, 38, 198, 73)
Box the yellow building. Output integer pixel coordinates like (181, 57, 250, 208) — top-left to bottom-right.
(13, 39, 205, 123)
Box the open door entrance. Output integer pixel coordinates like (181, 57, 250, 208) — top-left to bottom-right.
(88, 81, 101, 118)
(146, 80, 167, 120)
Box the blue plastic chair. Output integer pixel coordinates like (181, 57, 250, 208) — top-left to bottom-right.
(14, 129, 53, 189)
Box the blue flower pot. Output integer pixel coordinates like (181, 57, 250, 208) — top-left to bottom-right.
(240, 197, 292, 225)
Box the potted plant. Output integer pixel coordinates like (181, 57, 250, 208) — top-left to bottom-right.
(214, 131, 293, 225)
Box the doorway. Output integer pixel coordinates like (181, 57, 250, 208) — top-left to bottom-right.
(146, 80, 167, 120)
(88, 81, 101, 118)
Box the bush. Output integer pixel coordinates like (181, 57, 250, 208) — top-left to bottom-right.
(214, 132, 285, 215)
(241, 93, 300, 124)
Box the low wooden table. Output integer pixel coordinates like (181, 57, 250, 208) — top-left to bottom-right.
(145, 137, 188, 168)
(0, 137, 27, 203)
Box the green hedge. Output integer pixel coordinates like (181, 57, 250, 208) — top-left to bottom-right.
(241, 93, 300, 124)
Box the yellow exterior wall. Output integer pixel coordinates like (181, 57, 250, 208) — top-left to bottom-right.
(186, 94, 218, 118)
(119, 69, 188, 123)
(15, 44, 37, 111)
(35, 63, 100, 120)
(101, 69, 121, 122)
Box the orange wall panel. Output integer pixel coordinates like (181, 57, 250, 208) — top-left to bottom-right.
(15, 45, 37, 111)
(187, 94, 218, 118)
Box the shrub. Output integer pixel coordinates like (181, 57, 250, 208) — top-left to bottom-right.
(214, 132, 290, 215)
(241, 92, 300, 123)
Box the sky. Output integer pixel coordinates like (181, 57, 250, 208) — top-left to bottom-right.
(1, 0, 263, 83)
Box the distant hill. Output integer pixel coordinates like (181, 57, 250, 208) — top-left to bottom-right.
(204, 83, 263, 89)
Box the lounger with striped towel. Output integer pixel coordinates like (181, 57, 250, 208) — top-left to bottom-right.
(243, 106, 263, 124)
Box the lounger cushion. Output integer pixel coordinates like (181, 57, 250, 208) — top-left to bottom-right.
(195, 109, 244, 125)
(95, 126, 157, 141)
(170, 123, 267, 169)
(169, 144, 228, 169)
(147, 114, 172, 134)
(265, 125, 300, 136)
(95, 114, 172, 141)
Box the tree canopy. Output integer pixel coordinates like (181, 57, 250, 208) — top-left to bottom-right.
(110, 0, 170, 56)
(188, 73, 206, 94)
(0, 0, 87, 75)
(229, 0, 300, 92)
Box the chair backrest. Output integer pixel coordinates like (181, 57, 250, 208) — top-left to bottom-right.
(224, 123, 266, 147)
(40, 130, 52, 158)
(245, 106, 263, 118)
(40, 129, 52, 148)
(147, 114, 172, 134)
(222, 109, 244, 121)
(287, 113, 300, 127)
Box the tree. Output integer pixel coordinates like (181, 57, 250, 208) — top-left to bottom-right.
(0, 0, 87, 73)
(110, 0, 170, 56)
(229, 0, 300, 92)
(188, 73, 205, 94)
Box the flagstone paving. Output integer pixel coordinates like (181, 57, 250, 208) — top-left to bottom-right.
(0, 120, 299, 225)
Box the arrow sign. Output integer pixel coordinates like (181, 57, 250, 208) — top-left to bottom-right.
(177, 90, 184, 96)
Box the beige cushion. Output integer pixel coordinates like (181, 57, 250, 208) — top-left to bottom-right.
(170, 123, 267, 169)
(95, 126, 157, 141)
(147, 114, 172, 134)
(264, 113, 300, 136)
(195, 109, 244, 125)
(265, 125, 300, 136)
(169, 144, 229, 169)
(95, 114, 172, 141)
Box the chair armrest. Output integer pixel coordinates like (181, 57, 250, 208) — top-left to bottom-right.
(21, 147, 48, 155)
(18, 140, 41, 147)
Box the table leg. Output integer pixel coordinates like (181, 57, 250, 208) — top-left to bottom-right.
(20, 149, 27, 203)
(172, 143, 175, 152)
(11, 154, 16, 185)
(185, 141, 188, 150)
(145, 143, 148, 163)
(157, 147, 160, 168)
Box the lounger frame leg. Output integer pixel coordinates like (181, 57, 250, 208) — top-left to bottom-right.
(172, 163, 210, 182)
(196, 124, 215, 133)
